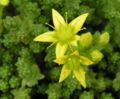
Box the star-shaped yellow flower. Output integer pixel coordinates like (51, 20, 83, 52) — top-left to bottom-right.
(34, 9, 88, 58)
(54, 51, 94, 88)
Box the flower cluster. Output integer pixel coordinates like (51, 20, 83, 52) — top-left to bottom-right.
(34, 9, 110, 88)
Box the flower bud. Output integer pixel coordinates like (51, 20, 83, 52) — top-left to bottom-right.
(91, 50, 103, 63)
(0, 0, 9, 6)
(79, 32, 93, 48)
(99, 32, 110, 44)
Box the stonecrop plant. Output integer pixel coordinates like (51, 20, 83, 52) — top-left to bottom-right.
(34, 9, 110, 88)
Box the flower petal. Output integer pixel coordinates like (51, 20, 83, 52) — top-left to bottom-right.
(54, 56, 68, 65)
(71, 35, 80, 46)
(34, 31, 56, 42)
(59, 65, 71, 82)
(80, 56, 94, 66)
(69, 13, 89, 34)
(52, 9, 65, 29)
(56, 43, 68, 58)
(73, 68, 86, 88)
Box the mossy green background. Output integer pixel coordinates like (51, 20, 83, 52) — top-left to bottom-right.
(0, 0, 120, 99)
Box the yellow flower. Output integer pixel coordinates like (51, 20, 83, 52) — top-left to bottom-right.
(34, 9, 88, 58)
(0, 0, 9, 6)
(54, 51, 94, 88)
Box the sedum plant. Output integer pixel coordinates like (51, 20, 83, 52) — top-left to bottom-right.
(1, 0, 120, 98)
(34, 9, 110, 88)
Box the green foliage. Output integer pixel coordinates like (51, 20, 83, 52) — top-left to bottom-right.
(113, 72, 120, 91)
(12, 88, 31, 99)
(16, 48, 44, 87)
(49, 67, 61, 81)
(79, 91, 94, 99)
(0, 0, 120, 98)
(46, 83, 61, 99)
(100, 93, 114, 99)
(0, 64, 11, 79)
(9, 76, 20, 88)
(61, 76, 81, 99)
(0, 79, 8, 91)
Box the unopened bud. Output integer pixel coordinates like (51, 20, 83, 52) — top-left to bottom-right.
(79, 32, 93, 48)
(91, 50, 103, 62)
(100, 32, 110, 44)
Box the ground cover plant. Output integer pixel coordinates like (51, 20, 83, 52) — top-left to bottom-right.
(0, 0, 120, 99)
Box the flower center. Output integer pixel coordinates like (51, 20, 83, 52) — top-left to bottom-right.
(66, 55, 81, 70)
(55, 24, 75, 43)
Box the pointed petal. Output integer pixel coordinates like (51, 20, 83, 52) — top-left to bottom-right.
(73, 68, 86, 88)
(71, 35, 80, 46)
(72, 51, 80, 56)
(54, 56, 68, 65)
(69, 13, 89, 34)
(59, 65, 71, 82)
(52, 9, 65, 29)
(56, 43, 68, 58)
(34, 31, 56, 42)
(75, 35, 81, 40)
(80, 56, 94, 66)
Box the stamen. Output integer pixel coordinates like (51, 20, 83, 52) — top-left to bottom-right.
(65, 12, 68, 24)
(45, 23, 55, 29)
(80, 27, 86, 31)
(47, 42, 56, 49)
